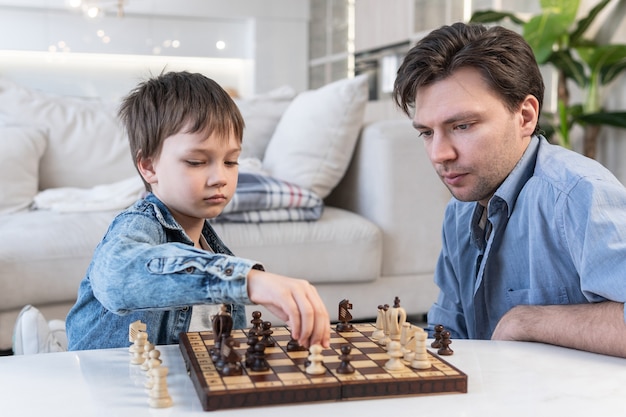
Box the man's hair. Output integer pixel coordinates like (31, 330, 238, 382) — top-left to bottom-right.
(118, 71, 244, 190)
(393, 22, 544, 134)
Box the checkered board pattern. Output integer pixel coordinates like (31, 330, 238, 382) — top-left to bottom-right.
(178, 323, 467, 411)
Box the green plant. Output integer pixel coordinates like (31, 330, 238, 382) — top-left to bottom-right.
(471, 0, 626, 158)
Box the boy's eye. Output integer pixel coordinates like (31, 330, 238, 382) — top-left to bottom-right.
(225, 160, 239, 167)
(186, 160, 204, 166)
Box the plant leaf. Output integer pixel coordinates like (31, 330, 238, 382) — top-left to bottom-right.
(576, 112, 626, 128)
(570, 0, 610, 44)
(548, 50, 587, 87)
(469, 10, 526, 25)
(577, 45, 626, 85)
(523, 12, 574, 63)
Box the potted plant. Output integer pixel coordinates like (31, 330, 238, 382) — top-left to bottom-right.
(471, 0, 626, 159)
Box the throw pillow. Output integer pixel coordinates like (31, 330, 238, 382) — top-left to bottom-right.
(262, 75, 369, 199)
(0, 126, 47, 214)
(235, 86, 295, 161)
(0, 78, 135, 190)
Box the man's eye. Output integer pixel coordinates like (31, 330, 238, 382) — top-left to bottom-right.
(455, 123, 470, 131)
(418, 130, 432, 138)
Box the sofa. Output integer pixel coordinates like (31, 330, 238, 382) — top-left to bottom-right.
(0, 75, 451, 351)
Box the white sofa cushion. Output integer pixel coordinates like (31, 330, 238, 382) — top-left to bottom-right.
(235, 86, 295, 161)
(0, 126, 47, 214)
(262, 75, 369, 199)
(0, 78, 135, 190)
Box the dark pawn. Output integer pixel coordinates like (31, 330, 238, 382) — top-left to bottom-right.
(287, 337, 307, 352)
(336, 344, 355, 374)
(248, 310, 263, 337)
(251, 341, 270, 372)
(245, 334, 258, 368)
(431, 324, 444, 349)
(437, 330, 454, 356)
(259, 321, 276, 347)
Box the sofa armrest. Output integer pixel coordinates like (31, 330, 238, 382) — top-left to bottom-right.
(326, 119, 451, 278)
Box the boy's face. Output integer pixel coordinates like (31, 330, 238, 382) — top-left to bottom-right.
(412, 67, 537, 207)
(139, 127, 240, 228)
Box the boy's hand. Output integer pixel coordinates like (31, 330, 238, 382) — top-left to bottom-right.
(247, 269, 330, 348)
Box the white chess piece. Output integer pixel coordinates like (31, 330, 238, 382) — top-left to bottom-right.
(410, 329, 431, 370)
(148, 366, 173, 408)
(384, 341, 406, 371)
(387, 297, 407, 341)
(371, 305, 385, 341)
(305, 344, 326, 375)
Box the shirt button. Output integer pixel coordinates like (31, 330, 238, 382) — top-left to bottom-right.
(182, 306, 189, 312)
(224, 267, 233, 276)
(185, 267, 195, 273)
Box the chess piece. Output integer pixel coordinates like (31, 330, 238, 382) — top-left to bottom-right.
(245, 334, 258, 367)
(410, 329, 431, 370)
(287, 337, 307, 352)
(400, 323, 418, 361)
(211, 305, 232, 362)
(437, 330, 453, 356)
(140, 341, 155, 371)
(130, 331, 148, 365)
(128, 320, 147, 352)
(384, 340, 405, 371)
(251, 341, 270, 372)
(371, 305, 385, 341)
(336, 299, 354, 332)
(144, 349, 163, 389)
(259, 321, 276, 347)
(387, 296, 407, 341)
(336, 344, 355, 374)
(431, 324, 444, 349)
(248, 310, 263, 337)
(305, 344, 326, 375)
(379, 304, 391, 347)
(221, 336, 243, 376)
(148, 366, 173, 408)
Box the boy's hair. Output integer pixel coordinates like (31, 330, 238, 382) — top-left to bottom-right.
(394, 22, 544, 135)
(118, 71, 245, 191)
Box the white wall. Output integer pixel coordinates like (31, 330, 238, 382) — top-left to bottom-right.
(0, 0, 310, 98)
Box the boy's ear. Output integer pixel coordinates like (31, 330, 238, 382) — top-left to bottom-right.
(137, 155, 157, 185)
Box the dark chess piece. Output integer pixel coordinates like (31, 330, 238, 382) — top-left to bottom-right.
(336, 344, 355, 374)
(251, 341, 270, 372)
(431, 324, 444, 349)
(437, 330, 454, 356)
(259, 321, 276, 347)
(336, 299, 354, 332)
(245, 334, 258, 368)
(211, 305, 233, 361)
(220, 336, 242, 376)
(287, 337, 307, 352)
(248, 310, 263, 337)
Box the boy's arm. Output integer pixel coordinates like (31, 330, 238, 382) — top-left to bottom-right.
(247, 269, 330, 349)
(491, 301, 626, 358)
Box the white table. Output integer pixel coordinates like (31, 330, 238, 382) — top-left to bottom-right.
(1, 340, 625, 416)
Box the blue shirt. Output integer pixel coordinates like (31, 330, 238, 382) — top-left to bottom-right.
(428, 136, 626, 339)
(66, 193, 260, 350)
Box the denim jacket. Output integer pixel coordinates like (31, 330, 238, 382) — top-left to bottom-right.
(66, 193, 261, 350)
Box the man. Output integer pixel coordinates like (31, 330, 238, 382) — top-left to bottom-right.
(394, 22, 626, 357)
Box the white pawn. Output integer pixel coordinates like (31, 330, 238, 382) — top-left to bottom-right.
(144, 350, 162, 389)
(305, 344, 326, 375)
(148, 366, 173, 408)
(410, 329, 431, 370)
(130, 331, 148, 365)
(140, 341, 155, 371)
(371, 305, 385, 341)
(384, 341, 405, 371)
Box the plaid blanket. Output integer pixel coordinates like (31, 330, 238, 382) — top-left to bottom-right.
(211, 172, 324, 223)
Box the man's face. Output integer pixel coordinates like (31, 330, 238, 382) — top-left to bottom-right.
(412, 67, 533, 206)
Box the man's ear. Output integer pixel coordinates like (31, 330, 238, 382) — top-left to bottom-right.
(137, 153, 157, 185)
(519, 94, 540, 137)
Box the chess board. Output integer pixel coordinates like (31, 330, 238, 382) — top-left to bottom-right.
(178, 323, 467, 411)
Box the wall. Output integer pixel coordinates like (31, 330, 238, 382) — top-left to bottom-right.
(0, 0, 310, 98)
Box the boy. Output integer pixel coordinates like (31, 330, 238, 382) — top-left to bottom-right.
(65, 71, 330, 350)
